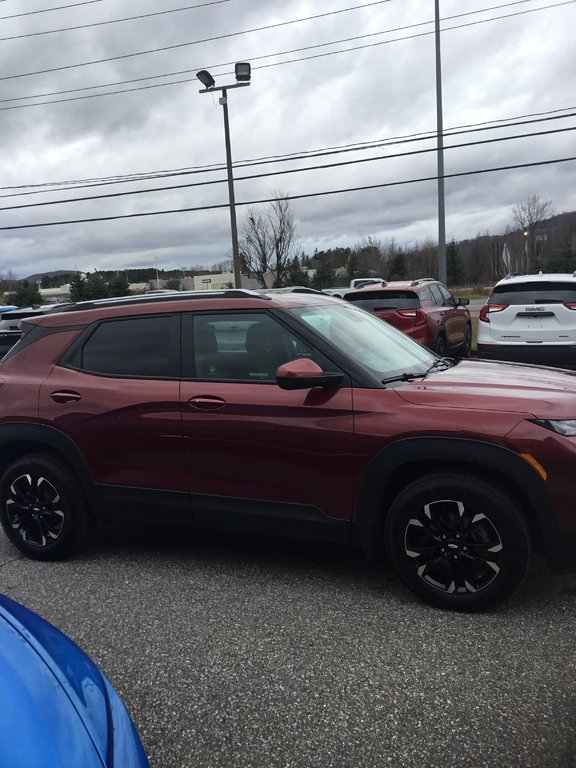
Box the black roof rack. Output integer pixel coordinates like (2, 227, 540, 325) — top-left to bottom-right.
(62, 289, 270, 313)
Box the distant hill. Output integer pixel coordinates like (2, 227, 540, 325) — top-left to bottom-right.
(23, 270, 73, 283)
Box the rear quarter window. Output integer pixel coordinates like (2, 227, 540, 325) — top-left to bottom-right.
(69, 315, 176, 378)
(490, 282, 576, 304)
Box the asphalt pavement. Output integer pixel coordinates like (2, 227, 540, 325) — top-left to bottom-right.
(1, 523, 576, 768)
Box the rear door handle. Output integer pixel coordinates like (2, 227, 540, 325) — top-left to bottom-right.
(50, 390, 82, 403)
(188, 396, 227, 410)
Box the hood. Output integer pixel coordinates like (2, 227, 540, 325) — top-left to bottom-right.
(396, 359, 576, 419)
(0, 594, 148, 768)
(0, 597, 106, 767)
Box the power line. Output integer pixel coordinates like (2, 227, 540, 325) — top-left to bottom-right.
(0, 0, 567, 103)
(0, 156, 573, 231)
(1, 1, 573, 111)
(0, 108, 574, 197)
(0, 1, 102, 21)
(0, 1, 233, 42)
(0, 125, 574, 212)
(0, 1, 393, 82)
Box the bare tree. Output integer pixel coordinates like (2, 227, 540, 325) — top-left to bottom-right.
(512, 194, 553, 269)
(239, 192, 297, 287)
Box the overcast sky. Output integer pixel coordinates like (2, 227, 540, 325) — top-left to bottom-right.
(0, 0, 574, 279)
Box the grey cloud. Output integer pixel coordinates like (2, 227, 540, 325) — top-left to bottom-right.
(0, 0, 574, 278)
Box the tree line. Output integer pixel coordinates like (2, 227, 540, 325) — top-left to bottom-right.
(2, 193, 575, 306)
(239, 193, 576, 289)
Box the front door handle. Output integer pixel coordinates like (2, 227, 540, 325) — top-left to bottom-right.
(188, 396, 227, 410)
(50, 390, 82, 403)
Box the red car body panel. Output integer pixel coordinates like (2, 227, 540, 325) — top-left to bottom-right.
(39, 366, 186, 491)
(180, 380, 355, 519)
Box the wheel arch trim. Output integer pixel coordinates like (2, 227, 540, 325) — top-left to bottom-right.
(0, 423, 95, 493)
(354, 436, 555, 559)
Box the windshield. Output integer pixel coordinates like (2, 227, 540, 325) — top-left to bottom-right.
(287, 301, 435, 381)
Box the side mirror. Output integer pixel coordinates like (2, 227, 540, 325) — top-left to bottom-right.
(276, 358, 344, 390)
(458, 298, 470, 306)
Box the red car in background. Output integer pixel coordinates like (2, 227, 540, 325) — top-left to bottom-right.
(345, 278, 472, 356)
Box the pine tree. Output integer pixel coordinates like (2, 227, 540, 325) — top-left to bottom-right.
(311, 261, 336, 289)
(84, 272, 109, 300)
(69, 273, 87, 302)
(446, 239, 465, 286)
(7, 280, 42, 307)
(284, 256, 310, 286)
(108, 274, 131, 297)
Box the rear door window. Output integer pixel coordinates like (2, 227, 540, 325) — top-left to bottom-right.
(428, 284, 445, 306)
(345, 290, 419, 312)
(436, 284, 455, 307)
(489, 282, 576, 304)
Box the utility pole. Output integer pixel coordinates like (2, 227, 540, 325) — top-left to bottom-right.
(435, 0, 447, 285)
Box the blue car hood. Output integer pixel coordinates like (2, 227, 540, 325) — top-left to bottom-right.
(0, 595, 148, 768)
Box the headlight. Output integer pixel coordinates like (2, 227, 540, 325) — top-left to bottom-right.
(533, 419, 576, 436)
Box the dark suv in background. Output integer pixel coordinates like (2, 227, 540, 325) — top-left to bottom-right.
(2, 289, 576, 612)
(345, 278, 471, 356)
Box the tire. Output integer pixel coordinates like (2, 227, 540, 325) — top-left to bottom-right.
(0, 454, 91, 561)
(435, 333, 447, 356)
(463, 324, 472, 357)
(384, 473, 531, 611)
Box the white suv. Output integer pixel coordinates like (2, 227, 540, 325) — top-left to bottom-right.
(477, 272, 576, 366)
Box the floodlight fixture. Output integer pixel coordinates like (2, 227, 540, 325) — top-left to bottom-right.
(235, 62, 251, 82)
(196, 70, 215, 89)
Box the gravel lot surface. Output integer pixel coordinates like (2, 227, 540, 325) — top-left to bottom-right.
(1, 523, 576, 768)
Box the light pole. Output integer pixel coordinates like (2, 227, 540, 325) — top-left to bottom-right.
(523, 230, 530, 271)
(434, 0, 447, 285)
(196, 63, 251, 290)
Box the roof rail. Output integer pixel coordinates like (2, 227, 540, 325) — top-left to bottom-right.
(62, 289, 270, 312)
(410, 277, 436, 286)
(503, 272, 522, 280)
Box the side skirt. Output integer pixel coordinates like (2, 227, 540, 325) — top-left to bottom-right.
(92, 485, 351, 545)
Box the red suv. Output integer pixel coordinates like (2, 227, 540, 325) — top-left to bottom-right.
(345, 278, 472, 356)
(1, 290, 575, 612)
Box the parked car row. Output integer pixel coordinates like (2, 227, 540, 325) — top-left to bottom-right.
(324, 271, 576, 369)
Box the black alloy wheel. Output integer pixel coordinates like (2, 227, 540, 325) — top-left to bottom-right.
(0, 454, 90, 560)
(385, 473, 531, 611)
